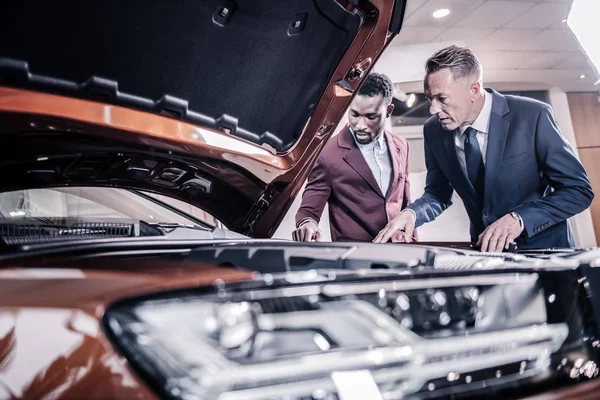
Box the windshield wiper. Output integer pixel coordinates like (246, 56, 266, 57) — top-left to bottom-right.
(130, 190, 215, 230)
(141, 220, 211, 233)
(0, 220, 135, 247)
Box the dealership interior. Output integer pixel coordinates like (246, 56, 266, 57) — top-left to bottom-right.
(274, 0, 600, 249)
(4, 1, 600, 399)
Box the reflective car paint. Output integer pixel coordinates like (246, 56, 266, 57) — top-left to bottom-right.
(0, 261, 251, 399)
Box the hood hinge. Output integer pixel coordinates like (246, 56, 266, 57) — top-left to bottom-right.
(241, 186, 279, 235)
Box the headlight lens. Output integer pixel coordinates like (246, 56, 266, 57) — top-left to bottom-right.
(105, 273, 570, 400)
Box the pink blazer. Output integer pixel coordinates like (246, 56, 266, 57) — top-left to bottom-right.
(296, 126, 417, 242)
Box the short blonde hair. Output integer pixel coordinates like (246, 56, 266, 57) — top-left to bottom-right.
(425, 45, 482, 80)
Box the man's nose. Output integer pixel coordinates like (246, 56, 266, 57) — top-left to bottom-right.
(355, 117, 368, 130)
(429, 101, 440, 115)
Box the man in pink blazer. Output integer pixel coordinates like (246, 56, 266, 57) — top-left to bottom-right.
(293, 73, 416, 242)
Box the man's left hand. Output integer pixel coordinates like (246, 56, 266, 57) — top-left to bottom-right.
(477, 213, 524, 252)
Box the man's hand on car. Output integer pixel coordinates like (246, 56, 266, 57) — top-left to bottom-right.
(477, 213, 523, 252)
(292, 220, 323, 242)
(373, 210, 416, 243)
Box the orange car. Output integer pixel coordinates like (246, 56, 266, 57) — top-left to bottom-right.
(0, 1, 599, 399)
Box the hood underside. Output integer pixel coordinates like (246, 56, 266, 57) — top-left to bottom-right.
(0, 0, 365, 153)
(0, 0, 406, 236)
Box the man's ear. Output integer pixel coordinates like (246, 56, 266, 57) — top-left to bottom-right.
(386, 103, 395, 118)
(471, 79, 482, 98)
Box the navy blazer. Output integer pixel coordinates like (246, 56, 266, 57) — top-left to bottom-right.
(408, 88, 594, 249)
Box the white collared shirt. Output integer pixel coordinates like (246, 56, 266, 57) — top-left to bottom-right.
(351, 129, 392, 197)
(454, 89, 493, 173)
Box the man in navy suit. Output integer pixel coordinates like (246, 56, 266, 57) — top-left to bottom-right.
(374, 45, 594, 252)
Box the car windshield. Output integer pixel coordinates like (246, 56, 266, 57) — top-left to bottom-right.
(0, 187, 216, 227)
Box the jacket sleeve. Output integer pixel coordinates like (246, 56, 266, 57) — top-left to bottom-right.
(401, 141, 418, 241)
(512, 105, 594, 238)
(295, 155, 332, 228)
(406, 128, 454, 227)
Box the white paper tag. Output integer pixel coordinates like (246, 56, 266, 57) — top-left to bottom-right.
(331, 370, 383, 400)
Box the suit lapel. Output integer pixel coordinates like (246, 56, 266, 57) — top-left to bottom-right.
(339, 128, 384, 198)
(483, 90, 510, 210)
(384, 130, 402, 198)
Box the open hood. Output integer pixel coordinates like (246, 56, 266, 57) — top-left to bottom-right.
(0, 0, 406, 236)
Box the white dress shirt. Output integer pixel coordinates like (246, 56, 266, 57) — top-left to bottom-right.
(454, 89, 493, 174)
(352, 129, 392, 197)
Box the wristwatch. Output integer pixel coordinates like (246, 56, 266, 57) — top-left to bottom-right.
(509, 211, 524, 231)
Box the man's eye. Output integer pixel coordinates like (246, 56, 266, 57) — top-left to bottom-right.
(367, 115, 377, 120)
(439, 97, 448, 103)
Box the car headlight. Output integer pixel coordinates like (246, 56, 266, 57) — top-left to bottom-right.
(104, 273, 571, 400)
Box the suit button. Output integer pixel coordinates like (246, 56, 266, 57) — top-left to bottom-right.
(482, 212, 489, 219)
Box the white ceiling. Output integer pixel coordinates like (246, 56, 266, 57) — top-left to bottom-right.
(388, 0, 599, 93)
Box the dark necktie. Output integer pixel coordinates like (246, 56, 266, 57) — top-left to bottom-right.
(464, 127, 485, 201)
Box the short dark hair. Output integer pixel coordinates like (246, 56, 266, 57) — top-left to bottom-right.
(425, 45, 482, 80)
(357, 72, 394, 105)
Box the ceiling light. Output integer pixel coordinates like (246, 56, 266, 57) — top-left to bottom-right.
(406, 93, 416, 108)
(433, 9, 450, 19)
(568, 0, 600, 77)
(580, 74, 586, 79)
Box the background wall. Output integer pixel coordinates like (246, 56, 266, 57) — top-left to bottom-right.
(567, 92, 600, 245)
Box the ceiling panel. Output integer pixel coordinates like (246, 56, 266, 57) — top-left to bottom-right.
(456, 1, 538, 28)
(547, 20, 570, 30)
(476, 51, 533, 70)
(484, 68, 596, 90)
(431, 28, 495, 47)
(477, 29, 542, 51)
(505, 2, 573, 29)
(403, 0, 430, 19)
(404, 0, 485, 29)
(392, 27, 447, 46)
(381, 0, 594, 92)
(555, 52, 592, 69)
(517, 52, 571, 69)
(518, 28, 582, 51)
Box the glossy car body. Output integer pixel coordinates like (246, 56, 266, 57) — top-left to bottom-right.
(2, 242, 600, 399)
(0, 252, 257, 399)
(1, 1, 600, 399)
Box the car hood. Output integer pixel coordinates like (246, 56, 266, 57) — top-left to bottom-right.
(0, 0, 406, 237)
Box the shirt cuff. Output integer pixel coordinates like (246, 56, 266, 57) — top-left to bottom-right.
(403, 209, 417, 224)
(297, 218, 318, 228)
